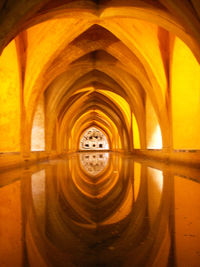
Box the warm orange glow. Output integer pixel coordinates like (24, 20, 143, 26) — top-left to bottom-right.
(146, 96, 162, 149)
(147, 167, 163, 226)
(112, 19, 167, 98)
(101, 185, 133, 225)
(31, 95, 45, 151)
(172, 37, 200, 149)
(0, 1, 199, 164)
(0, 181, 22, 266)
(31, 170, 46, 219)
(0, 40, 20, 152)
(175, 176, 200, 266)
(0, 1, 200, 266)
(98, 90, 131, 127)
(132, 112, 141, 149)
(68, 108, 122, 152)
(134, 162, 141, 200)
(25, 18, 79, 106)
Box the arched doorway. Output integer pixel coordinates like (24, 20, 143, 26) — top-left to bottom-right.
(79, 127, 109, 150)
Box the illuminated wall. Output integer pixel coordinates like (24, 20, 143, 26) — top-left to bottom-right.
(171, 37, 200, 150)
(146, 96, 162, 149)
(31, 95, 45, 151)
(0, 41, 20, 152)
(132, 113, 141, 149)
(0, 0, 199, 164)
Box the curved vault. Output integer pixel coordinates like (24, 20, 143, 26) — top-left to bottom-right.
(0, 0, 200, 159)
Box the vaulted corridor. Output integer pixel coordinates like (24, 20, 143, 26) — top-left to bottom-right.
(0, 0, 200, 165)
(0, 0, 200, 266)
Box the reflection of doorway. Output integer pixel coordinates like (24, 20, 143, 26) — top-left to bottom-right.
(79, 152, 109, 176)
(79, 127, 109, 150)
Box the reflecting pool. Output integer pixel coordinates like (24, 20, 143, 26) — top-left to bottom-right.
(0, 153, 200, 267)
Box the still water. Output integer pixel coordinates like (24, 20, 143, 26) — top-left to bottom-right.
(0, 152, 200, 267)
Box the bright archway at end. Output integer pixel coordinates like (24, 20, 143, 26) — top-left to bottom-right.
(79, 127, 109, 150)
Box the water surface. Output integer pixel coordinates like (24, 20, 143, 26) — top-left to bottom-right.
(0, 152, 200, 267)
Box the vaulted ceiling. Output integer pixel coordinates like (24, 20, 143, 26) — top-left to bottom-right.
(0, 0, 200, 154)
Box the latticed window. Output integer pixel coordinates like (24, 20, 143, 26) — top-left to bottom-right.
(80, 127, 109, 150)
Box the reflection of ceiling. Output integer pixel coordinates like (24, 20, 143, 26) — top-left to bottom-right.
(27, 153, 170, 267)
(79, 152, 109, 175)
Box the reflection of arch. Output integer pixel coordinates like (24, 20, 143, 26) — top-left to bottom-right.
(79, 127, 109, 150)
(21, 154, 173, 267)
(79, 152, 109, 176)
